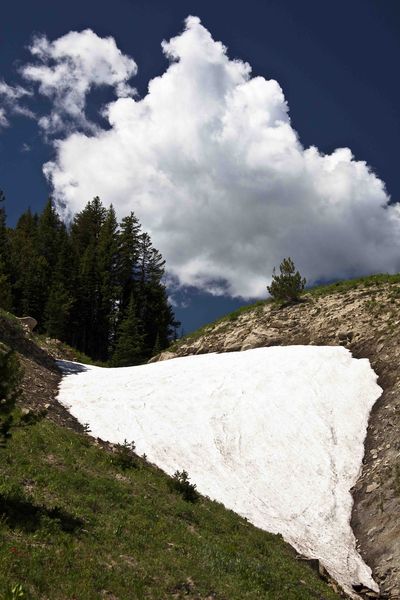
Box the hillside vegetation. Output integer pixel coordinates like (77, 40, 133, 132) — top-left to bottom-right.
(0, 310, 340, 600)
(0, 420, 342, 600)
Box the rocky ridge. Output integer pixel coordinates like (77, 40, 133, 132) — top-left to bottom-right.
(153, 281, 400, 599)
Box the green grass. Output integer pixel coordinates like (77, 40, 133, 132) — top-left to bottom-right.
(0, 309, 23, 329)
(0, 420, 340, 599)
(305, 273, 400, 298)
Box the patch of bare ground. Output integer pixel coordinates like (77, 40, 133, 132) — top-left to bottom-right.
(156, 282, 400, 598)
(0, 313, 84, 434)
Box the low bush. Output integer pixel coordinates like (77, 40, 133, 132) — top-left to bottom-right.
(170, 470, 199, 503)
(113, 439, 137, 470)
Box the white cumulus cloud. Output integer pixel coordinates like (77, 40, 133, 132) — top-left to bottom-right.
(21, 29, 137, 134)
(39, 16, 400, 298)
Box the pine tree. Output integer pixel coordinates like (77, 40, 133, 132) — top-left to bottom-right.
(117, 212, 141, 312)
(9, 209, 49, 321)
(138, 234, 179, 357)
(267, 257, 306, 303)
(44, 282, 74, 339)
(152, 331, 162, 356)
(71, 196, 106, 254)
(0, 191, 12, 311)
(0, 190, 7, 251)
(44, 227, 76, 341)
(134, 233, 170, 358)
(0, 267, 12, 312)
(70, 197, 107, 358)
(37, 198, 64, 270)
(111, 295, 144, 367)
(97, 205, 120, 356)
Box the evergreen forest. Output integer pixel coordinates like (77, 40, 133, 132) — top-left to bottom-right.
(0, 191, 179, 365)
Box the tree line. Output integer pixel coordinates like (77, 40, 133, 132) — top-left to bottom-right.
(0, 192, 179, 365)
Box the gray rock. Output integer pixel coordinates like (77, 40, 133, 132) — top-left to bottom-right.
(148, 351, 176, 363)
(223, 331, 245, 352)
(338, 331, 352, 341)
(17, 316, 37, 331)
(366, 481, 380, 493)
(223, 338, 243, 352)
(241, 331, 281, 351)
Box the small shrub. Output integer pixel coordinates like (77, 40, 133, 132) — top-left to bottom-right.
(267, 257, 306, 303)
(113, 440, 136, 470)
(170, 470, 199, 503)
(17, 408, 47, 427)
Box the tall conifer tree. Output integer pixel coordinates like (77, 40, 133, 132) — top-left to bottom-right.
(0, 191, 12, 311)
(45, 224, 76, 340)
(70, 197, 107, 357)
(97, 205, 119, 357)
(10, 209, 48, 321)
(117, 212, 141, 312)
(111, 294, 144, 367)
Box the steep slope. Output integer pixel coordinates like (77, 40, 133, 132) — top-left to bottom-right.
(0, 310, 342, 600)
(155, 276, 400, 598)
(0, 311, 79, 431)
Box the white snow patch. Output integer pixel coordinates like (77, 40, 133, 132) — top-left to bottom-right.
(57, 345, 381, 597)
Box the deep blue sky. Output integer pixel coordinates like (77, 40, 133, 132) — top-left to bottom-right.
(1, 0, 399, 332)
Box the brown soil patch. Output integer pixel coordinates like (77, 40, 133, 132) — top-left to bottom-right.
(0, 314, 84, 434)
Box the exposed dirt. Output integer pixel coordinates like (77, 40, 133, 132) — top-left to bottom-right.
(0, 314, 84, 434)
(154, 282, 400, 599)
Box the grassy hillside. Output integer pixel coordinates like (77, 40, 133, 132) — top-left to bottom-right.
(0, 311, 342, 599)
(0, 418, 341, 600)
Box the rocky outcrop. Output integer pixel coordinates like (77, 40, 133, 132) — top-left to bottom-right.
(17, 316, 37, 331)
(155, 282, 400, 598)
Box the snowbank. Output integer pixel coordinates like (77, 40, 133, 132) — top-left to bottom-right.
(57, 346, 381, 596)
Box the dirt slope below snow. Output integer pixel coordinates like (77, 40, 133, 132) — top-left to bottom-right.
(0, 313, 84, 432)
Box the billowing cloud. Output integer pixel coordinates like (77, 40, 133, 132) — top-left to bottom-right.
(21, 29, 137, 133)
(39, 17, 400, 298)
(0, 80, 33, 129)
